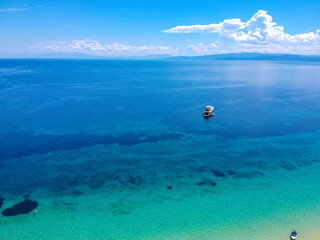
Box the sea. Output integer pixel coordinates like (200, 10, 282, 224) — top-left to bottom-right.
(0, 59, 320, 239)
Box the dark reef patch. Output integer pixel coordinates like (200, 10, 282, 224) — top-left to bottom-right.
(197, 177, 216, 186)
(128, 176, 145, 187)
(197, 182, 206, 186)
(226, 170, 236, 175)
(2, 199, 38, 216)
(0, 198, 4, 208)
(0, 131, 183, 160)
(167, 186, 172, 189)
(211, 169, 226, 177)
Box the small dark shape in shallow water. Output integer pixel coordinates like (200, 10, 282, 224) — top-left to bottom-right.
(197, 182, 206, 186)
(211, 170, 226, 177)
(167, 186, 172, 189)
(0, 198, 4, 208)
(128, 176, 143, 186)
(2, 199, 38, 217)
(226, 170, 236, 175)
(197, 177, 216, 186)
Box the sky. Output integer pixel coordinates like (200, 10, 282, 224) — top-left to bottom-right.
(1, 0, 320, 57)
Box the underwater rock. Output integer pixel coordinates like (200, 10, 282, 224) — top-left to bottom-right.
(0, 198, 4, 208)
(211, 169, 226, 177)
(128, 176, 144, 186)
(226, 170, 236, 175)
(2, 199, 38, 217)
(197, 180, 217, 186)
(167, 186, 172, 189)
(197, 182, 206, 186)
(197, 177, 217, 186)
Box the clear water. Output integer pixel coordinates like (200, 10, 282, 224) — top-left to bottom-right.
(0, 59, 320, 239)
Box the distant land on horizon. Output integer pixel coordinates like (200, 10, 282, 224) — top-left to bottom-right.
(2, 52, 320, 62)
(170, 53, 320, 61)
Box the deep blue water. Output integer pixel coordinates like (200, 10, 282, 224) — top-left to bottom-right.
(1, 59, 320, 200)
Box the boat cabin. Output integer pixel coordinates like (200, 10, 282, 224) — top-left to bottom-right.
(203, 105, 214, 118)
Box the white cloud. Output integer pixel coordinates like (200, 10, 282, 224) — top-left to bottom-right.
(41, 39, 174, 56)
(163, 10, 320, 45)
(32, 11, 320, 58)
(185, 42, 221, 55)
(37, 36, 320, 57)
(0, 8, 28, 12)
(70, 40, 106, 51)
(2, 9, 320, 57)
(163, 18, 245, 34)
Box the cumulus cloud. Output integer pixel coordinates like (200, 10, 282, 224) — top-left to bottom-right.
(163, 10, 320, 45)
(38, 37, 320, 57)
(42, 39, 174, 56)
(33, 11, 320, 58)
(0, 8, 28, 12)
(163, 18, 245, 34)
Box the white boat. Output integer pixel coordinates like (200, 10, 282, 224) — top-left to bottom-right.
(203, 105, 214, 118)
(290, 231, 297, 240)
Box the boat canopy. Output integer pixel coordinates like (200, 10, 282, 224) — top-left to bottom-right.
(205, 105, 213, 110)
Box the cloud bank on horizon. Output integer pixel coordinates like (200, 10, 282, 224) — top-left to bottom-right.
(33, 10, 320, 56)
(0, 8, 28, 12)
(39, 40, 173, 57)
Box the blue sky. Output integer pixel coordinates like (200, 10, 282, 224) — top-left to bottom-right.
(1, 0, 320, 57)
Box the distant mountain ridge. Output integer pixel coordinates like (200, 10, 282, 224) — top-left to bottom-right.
(170, 53, 320, 61)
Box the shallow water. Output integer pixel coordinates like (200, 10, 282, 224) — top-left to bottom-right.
(0, 59, 320, 239)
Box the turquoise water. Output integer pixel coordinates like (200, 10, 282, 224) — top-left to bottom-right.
(0, 59, 320, 239)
